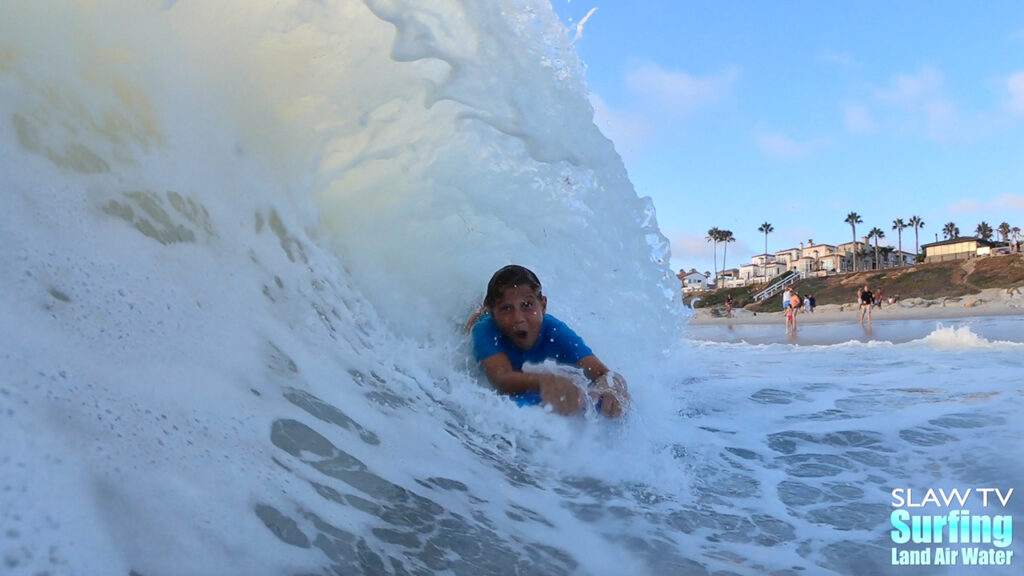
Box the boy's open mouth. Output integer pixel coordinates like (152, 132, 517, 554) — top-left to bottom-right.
(514, 330, 529, 339)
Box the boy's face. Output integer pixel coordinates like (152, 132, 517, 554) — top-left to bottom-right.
(491, 284, 546, 351)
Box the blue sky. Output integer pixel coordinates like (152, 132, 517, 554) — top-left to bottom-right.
(550, 1, 1024, 275)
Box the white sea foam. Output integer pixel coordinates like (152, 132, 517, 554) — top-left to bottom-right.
(918, 324, 1024, 350)
(2, 2, 1022, 576)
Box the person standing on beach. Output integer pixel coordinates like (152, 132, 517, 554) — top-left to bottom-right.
(783, 287, 793, 311)
(786, 290, 801, 333)
(858, 284, 874, 325)
(725, 294, 733, 318)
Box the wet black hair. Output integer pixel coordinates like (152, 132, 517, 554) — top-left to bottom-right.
(484, 265, 542, 308)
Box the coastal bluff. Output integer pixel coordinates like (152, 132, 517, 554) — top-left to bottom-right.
(688, 253, 1024, 313)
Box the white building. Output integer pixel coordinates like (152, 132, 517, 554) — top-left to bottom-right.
(739, 254, 784, 284)
(677, 269, 710, 293)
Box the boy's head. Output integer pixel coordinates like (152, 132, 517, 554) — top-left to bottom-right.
(484, 265, 542, 308)
(485, 265, 546, 350)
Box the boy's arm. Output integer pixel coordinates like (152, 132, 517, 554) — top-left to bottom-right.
(480, 353, 583, 414)
(480, 353, 539, 395)
(576, 355, 609, 381)
(480, 353, 571, 396)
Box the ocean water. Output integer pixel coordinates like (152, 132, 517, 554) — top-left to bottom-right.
(686, 314, 1024, 346)
(1, 2, 1021, 576)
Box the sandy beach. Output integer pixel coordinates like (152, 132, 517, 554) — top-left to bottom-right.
(687, 287, 1024, 325)
(685, 287, 1024, 345)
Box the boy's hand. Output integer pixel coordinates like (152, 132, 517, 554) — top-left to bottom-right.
(590, 372, 630, 418)
(538, 374, 584, 415)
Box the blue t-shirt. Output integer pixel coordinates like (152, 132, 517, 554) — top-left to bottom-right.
(472, 313, 593, 370)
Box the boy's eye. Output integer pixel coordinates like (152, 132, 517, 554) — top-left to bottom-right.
(522, 300, 533, 309)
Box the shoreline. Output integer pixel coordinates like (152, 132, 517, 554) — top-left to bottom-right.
(687, 288, 1024, 326)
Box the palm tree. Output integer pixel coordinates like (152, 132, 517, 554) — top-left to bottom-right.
(845, 212, 863, 272)
(706, 227, 721, 285)
(892, 218, 907, 266)
(720, 229, 735, 277)
(975, 221, 993, 241)
(997, 222, 1011, 243)
(908, 215, 925, 261)
(942, 222, 959, 239)
(758, 222, 774, 280)
(868, 227, 885, 269)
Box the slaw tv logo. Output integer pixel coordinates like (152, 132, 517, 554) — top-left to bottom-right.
(890, 488, 1014, 567)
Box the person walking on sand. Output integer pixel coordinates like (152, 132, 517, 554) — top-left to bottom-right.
(786, 290, 801, 333)
(858, 284, 874, 325)
(725, 294, 733, 318)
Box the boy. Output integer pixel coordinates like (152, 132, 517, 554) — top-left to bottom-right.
(468, 265, 629, 417)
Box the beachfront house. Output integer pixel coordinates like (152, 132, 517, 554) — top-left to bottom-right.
(887, 249, 917, 266)
(885, 249, 916, 267)
(921, 237, 1000, 263)
(801, 240, 836, 260)
(792, 254, 817, 276)
(737, 263, 759, 284)
(836, 240, 869, 271)
(772, 241, 841, 275)
(975, 243, 1009, 257)
(739, 254, 784, 284)
(854, 245, 914, 270)
(774, 247, 802, 269)
(693, 232, 974, 293)
(718, 268, 743, 288)
(794, 241, 841, 276)
(815, 252, 848, 274)
(678, 269, 710, 293)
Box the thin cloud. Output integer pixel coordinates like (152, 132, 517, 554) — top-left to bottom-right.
(588, 93, 652, 168)
(625, 63, 740, 114)
(923, 98, 958, 142)
(817, 50, 861, 70)
(843, 103, 877, 134)
(949, 194, 1024, 214)
(755, 130, 825, 159)
(869, 66, 960, 142)
(875, 66, 945, 107)
(999, 193, 1024, 211)
(668, 232, 752, 273)
(949, 198, 983, 214)
(1006, 71, 1024, 116)
(669, 233, 716, 272)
